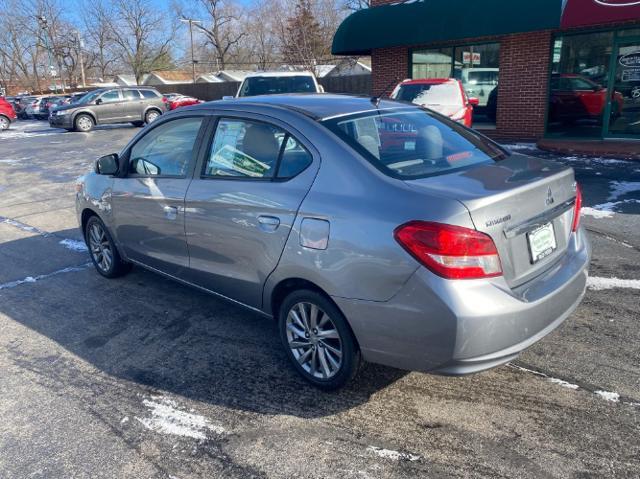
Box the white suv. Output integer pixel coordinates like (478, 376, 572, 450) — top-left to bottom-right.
(236, 71, 324, 98)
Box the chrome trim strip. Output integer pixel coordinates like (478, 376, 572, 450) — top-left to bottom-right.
(504, 198, 575, 239)
(128, 259, 273, 318)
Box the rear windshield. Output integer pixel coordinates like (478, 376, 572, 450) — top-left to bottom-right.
(394, 83, 462, 106)
(321, 108, 509, 180)
(239, 76, 316, 97)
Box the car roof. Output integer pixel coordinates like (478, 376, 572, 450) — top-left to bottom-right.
(400, 78, 458, 85)
(190, 93, 412, 121)
(244, 71, 316, 79)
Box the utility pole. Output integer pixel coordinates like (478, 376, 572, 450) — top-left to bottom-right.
(75, 30, 86, 87)
(37, 15, 57, 93)
(179, 18, 201, 83)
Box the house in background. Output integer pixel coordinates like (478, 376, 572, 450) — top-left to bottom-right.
(143, 71, 194, 86)
(114, 74, 149, 86)
(195, 73, 224, 83)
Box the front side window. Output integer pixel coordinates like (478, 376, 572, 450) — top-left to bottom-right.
(238, 76, 317, 97)
(128, 117, 203, 177)
(322, 108, 508, 180)
(99, 90, 121, 103)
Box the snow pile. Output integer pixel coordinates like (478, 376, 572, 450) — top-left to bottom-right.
(607, 181, 640, 201)
(595, 390, 620, 403)
(0, 264, 90, 290)
(587, 277, 640, 291)
(366, 446, 420, 462)
(59, 239, 88, 252)
(136, 396, 225, 440)
(581, 207, 614, 219)
(548, 378, 580, 390)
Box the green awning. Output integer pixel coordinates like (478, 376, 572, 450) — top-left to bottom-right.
(332, 0, 563, 56)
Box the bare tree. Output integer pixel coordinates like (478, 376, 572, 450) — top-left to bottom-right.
(109, 0, 176, 84)
(177, 0, 245, 70)
(343, 0, 370, 10)
(80, 0, 119, 81)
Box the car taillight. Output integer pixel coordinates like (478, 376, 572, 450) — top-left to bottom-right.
(162, 96, 168, 103)
(394, 221, 502, 280)
(572, 184, 582, 232)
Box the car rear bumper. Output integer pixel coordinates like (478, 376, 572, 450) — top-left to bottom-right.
(333, 227, 591, 375)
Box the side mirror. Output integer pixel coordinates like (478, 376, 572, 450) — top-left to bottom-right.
(95, 154, 119, 175)
(95, 98, 103, 105)
(468, 97, 480, 107)
(222, 96, 234, 100)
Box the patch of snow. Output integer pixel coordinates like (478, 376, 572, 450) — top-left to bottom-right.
(607, 181, 640, 201)
(587, 276, 640, 291)
(121, 417, 129, 424)
(135, 396, 225, 441)
(591, 199, 640, 212)
(0, 264, 91, 291)
(548, 378, 580, 390)
(59, 239, 88, 252)
(366, 446, 420, 462)
(503, 143, 538, 151)
(595, 390, 620, 403)
(581, 207, 614, 219)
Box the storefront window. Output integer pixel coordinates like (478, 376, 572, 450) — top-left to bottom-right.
(411, 43, 500, 128)
(454, 43, 500, 128)
(547, 32, 614, 137)
(412, 48, 454, 79)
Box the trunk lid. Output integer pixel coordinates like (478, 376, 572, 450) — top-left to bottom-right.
(405, 154, 577, 287)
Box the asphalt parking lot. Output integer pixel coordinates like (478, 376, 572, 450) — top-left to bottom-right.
(0, 120, 639, 479)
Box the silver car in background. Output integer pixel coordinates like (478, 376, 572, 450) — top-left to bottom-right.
(76, 94, 590, 389)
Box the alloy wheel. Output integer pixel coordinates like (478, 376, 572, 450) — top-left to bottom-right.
(88, 222, 113, 273)
(77, 116, 93, 132)
(146, 111, 160, 123)
(0, 116, 9, 130)
(285, 302, 343, 380)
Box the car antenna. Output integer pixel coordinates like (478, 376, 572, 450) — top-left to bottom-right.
(371, 77, 399, 108)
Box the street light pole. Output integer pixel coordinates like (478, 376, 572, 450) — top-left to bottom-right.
(37, 15, 57, 94)
(179, 18, 201, 83)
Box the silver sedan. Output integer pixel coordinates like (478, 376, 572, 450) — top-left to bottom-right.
(76, 94, 591, 389)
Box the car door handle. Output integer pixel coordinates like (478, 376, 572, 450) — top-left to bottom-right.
(258, 215, 280, 232)
(164, 206, 178, 220)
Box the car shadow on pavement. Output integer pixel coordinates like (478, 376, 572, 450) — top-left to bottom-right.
(0, 229, 407, 419)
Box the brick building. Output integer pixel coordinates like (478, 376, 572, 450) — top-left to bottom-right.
(332, 0, 640, 142)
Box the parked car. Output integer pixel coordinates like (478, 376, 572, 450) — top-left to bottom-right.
(548, 73, 624, 124)
(77, 94, 590, 389)
(390, 79, 479, 128)
(49, 87, 166, 132)
(461, 68, 499, 107)
(168, 95, 203, 110)
(236, 71, 324, 97)
(38, 96, 66, 119)
(55, 92, 88, 107)
(163, 93, 183, 102)
(0, 96, 17, 130)
(24, 97, 45, 119)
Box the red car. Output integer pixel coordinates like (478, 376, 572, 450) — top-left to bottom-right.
(168, 95, 203, 110)
(0, 97, 17, 131)
(390, 78, 478, 127)
(549, 74, 624, 123)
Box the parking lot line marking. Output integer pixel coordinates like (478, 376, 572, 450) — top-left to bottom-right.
(0, 263, 91, 291)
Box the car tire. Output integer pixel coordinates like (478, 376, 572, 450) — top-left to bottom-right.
(85, 215, 132, 279)
(144, 109, 160, 124)
(278, 289, 361, 390)
(131, 121, 144, 127)
(0, 115, 10, 131)
(75, 114, 94, 132)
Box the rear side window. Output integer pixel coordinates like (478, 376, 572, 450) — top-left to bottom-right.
(140, 90, 159, 99)
(124, 90, 141, 101)
(204, 119, 312, 179)
(128, 117, 203, 177)
(322, 109, 508, 180)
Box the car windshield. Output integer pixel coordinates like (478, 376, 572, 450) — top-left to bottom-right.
(321, 108, 509, 180)
(239, 76, 316, 97)
(394, 83, 462, 106)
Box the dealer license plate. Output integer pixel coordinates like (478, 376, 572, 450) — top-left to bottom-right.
(527, 222, 557, 264)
